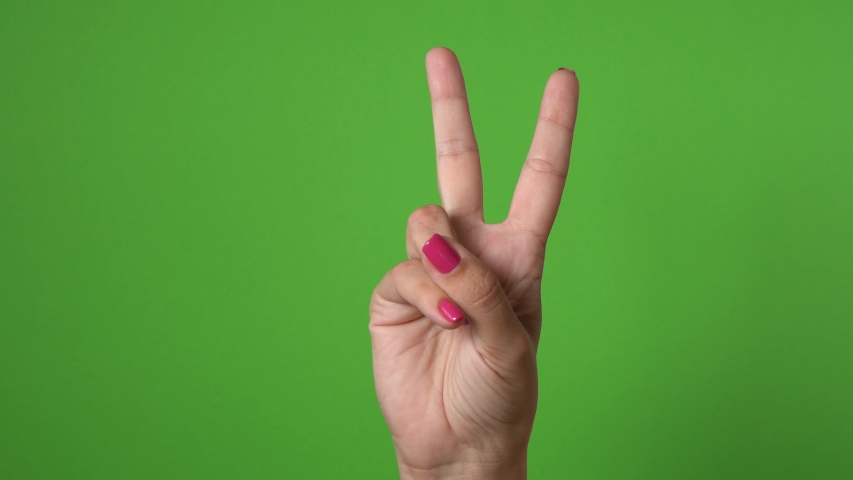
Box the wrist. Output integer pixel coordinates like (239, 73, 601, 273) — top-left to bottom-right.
(396, 448, 527, 480)
(398, 463, 527, 480)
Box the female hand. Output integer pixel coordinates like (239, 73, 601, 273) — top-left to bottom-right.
(369, 47, 580, 479)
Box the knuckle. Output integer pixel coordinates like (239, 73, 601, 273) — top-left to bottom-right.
(464, 269, 505, 314)
(390, 259, 419, 280)
(412, 280, 432, 298)
(524, 155, 567, 180)
(368, 288, 380, 316)
(407, 204, 447, 230)
(435, 137, 479, 159)
(538, 114, 575, 135)
(404, 267, 431, 292)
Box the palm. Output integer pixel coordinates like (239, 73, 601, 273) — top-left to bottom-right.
(371, 224, 544, 467)
(463, 224, 547, 344)
(369, 47, 579, 472)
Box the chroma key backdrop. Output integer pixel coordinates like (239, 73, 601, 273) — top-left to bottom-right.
(1, 1, 851, 478)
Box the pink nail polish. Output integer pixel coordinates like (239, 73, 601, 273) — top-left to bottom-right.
(438, 299, 465, 323)
(422, 234, 461, 274)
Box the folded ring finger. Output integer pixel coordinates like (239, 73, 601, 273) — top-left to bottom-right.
(406, 204, 456, 259)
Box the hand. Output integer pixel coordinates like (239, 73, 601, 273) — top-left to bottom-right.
(369, 47, 580, 479)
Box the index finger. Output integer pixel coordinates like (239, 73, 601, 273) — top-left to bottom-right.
(426, 47, 484, 222)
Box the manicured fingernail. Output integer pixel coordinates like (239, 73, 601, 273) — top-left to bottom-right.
(558, 67, 575, 74)
(438, 299, 465, 323)
(422, 234, 461, 274)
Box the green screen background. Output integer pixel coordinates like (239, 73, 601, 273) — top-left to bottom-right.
(2, 1, 851, 478)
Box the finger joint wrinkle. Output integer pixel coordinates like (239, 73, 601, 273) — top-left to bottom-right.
(538, 115, 575, 134)
(524, 156, 567, 179)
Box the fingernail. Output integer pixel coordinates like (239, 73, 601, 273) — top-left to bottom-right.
(558, 67, 575, 74)
(422, 234, 461, 274)
(438, 299, 465, 323)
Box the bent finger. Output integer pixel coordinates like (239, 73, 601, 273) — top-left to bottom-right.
(420, 234, 531, 365)
(406, 204, 456, 259)
(372, 259, 466, 329)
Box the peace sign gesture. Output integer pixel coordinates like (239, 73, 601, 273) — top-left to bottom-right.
(369, 47, 579, 479)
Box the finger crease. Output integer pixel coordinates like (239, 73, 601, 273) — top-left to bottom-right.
(538, 115, 575, 133)
(524, 156, 567, 180)
(436, 146, 479, 159)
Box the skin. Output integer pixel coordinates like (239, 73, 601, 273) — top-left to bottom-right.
(369, 46, 580, 479)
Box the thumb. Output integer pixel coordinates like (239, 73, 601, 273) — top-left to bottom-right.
(420, 233, 532, 366)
